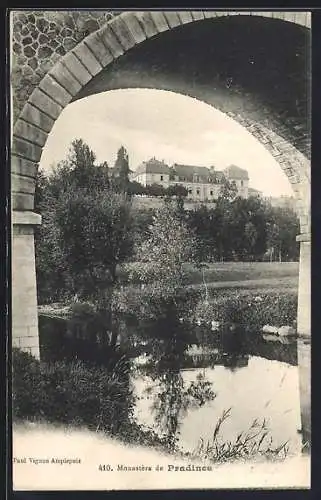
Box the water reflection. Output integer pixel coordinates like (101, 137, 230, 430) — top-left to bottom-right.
(134, 330, 300, 456)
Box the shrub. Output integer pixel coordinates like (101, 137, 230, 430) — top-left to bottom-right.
(192, 291, 297, 331)
(12, 348, 134, 435)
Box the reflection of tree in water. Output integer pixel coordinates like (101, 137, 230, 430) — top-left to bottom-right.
(147, 343, 216, 449)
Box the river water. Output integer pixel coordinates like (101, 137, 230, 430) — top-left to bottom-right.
(133, 337, 302, 456)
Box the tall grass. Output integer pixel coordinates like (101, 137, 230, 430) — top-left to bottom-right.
(192, 408, 289, 463)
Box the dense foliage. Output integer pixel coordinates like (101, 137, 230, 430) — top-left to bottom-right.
(12, 347, 133, 435)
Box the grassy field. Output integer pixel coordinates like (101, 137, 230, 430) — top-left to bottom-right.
(118, 262, 299, 292)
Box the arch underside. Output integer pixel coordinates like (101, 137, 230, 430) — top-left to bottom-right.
(11, 10, 311, 232)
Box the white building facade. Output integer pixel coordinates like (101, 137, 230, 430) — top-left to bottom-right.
(131, 158, 249, 201)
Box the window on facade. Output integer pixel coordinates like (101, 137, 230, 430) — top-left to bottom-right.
(188, 189, 192, 194)
(241, 180, 244, 187)
(160, 175, 163, 181)
(210, 190, 213, 196)
(196, 189, 200, 196)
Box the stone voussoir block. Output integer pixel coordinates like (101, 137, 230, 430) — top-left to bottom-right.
(72, 41, 104, 76)
(49, 61, 82, 97)
(11, 155, 38, 179)
(12, 136, 43, 163)
(133, 11, 159, 38)
(177, 11, 194, 24)
(109, 15, 137, 51)
(149, 11, 170, 33)
(163, 11, 182, 29)
(39, 73, 74, 108)
(203, 11, 219, 19)
(121, 12, 147, 45)
(14, 119, 48, 148)
(61, 51, 92, 87)
(20, 103, 55, 134)
(12, 192, 34, 211)
(12, 172, 36, 195)
(83, 32, 114, 67)
(99, 24, 124, 58)
(29, 87, 63, 121)
(191, 11, 206, 21)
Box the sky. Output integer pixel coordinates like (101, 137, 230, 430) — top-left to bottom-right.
(40, 88, 293, 197)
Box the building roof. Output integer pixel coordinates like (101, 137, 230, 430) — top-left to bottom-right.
(171, 163, 221, 184)
(224, 164, 249, 180)
(133, 158, 171, 176)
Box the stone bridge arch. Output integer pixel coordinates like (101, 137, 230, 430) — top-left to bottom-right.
(11, 10, 311, 446)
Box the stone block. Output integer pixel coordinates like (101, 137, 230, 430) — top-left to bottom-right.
(12, 136, 42, 163)
(133, 12, 158, 38)
(49, 62, 82, 97)
(122, 12, 147, 44)
(11, 155, 38, 179)
(177, 11, 194, 24)
(72, 42, 103, 77)
(30, 346, 40, 359)
(19, 336, 39, 349)
(12, 337, 20, 348)
(99, 25, 124, 58)
(20, 103, 55, 134)
(14, 119, 48, 148)
(149, 11, 170, 33)
(11, 192, 34, 211)
(12, 173, 36, 195)
(203, 12, 219, 19)
(163, 11, 181, 28)
(12, 224, 34, 236)
(191, 11, 205, 21)
(61, 52, 92, 87)
(29, 87, 63, 121)
(39, 73, 73, 108)
(109, 16, 136, 51)
(84, 32, 114, 67)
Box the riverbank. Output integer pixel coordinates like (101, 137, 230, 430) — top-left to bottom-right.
(12, 422, 310, 490)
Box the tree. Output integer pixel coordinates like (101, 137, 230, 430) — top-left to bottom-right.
(35, 140, 134, 309)
(114, 200, 213, 446)
(112, 145, 130, 193)
(116, 200, 200, 358)
(145, 183, 167, 197)
(166, 184, 188, 198)
(218, 177, 238, 202)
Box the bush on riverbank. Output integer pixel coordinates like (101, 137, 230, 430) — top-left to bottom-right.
(192, 290, 297, 332)
(12, 348, 180, 452)
(12, 348, 133, 435)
